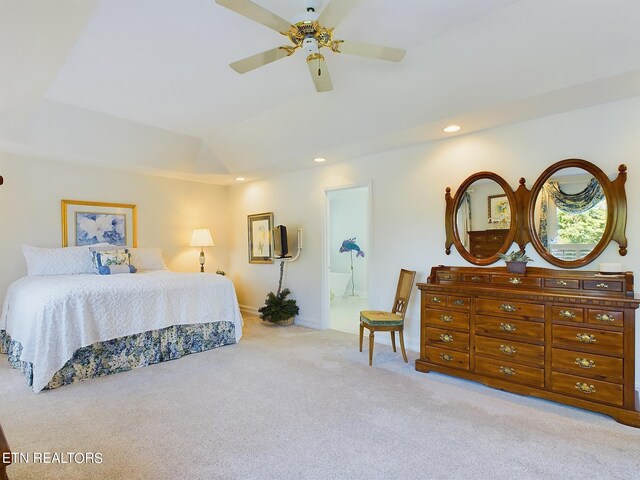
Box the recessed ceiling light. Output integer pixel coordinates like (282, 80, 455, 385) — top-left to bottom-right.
(235, 177, 245, 181)
(314, 157, 326, 163)
(443, 125, 461, 133)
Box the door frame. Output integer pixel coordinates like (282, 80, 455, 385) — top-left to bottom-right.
(322, 182, 372, 330)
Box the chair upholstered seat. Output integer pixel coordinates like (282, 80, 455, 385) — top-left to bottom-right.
(360, 310, 404, 326)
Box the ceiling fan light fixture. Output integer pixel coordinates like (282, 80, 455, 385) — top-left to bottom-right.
(303, 36, 319, 55)
(443, 125, 461, 133)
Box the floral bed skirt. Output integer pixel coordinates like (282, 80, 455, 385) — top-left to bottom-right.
(0, 321, 236, 390)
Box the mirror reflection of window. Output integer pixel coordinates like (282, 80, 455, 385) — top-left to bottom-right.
(535, 172, 607, 261)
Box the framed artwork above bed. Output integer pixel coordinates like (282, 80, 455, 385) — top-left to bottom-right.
(61, 199, 137, 248)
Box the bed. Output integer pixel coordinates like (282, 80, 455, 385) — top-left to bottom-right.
(0, 269, 243, 392)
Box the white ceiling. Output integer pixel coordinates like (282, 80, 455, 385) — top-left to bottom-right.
(2, 0, 640, 184)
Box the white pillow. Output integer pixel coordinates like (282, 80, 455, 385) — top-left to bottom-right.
(21, 243, 111, 276)
(128, 248, 168, 271)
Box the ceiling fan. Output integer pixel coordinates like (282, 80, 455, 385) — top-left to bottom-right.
(215, 0, 406, 92)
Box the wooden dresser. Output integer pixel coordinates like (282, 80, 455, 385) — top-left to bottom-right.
(416, 265, 640, 427)
(467, 229, 509, 259)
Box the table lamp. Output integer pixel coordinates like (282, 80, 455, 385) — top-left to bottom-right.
(190, 228, 214, 272)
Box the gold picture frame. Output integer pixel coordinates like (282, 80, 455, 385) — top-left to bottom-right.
(61, 199, 137, 248)
(487, 194, 510, 222)
(247, 212, 273, 264)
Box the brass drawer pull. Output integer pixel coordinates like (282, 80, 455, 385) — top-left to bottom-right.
(559, 309, 576, 319)
(499, 303, 517, 313)
(471, 276, 482, 282)
(575, 382, 596, 394)
(596, 283, 609, 289)
(440, 353, 453, 362)
(431, 296, 442, 303)
(575, 358, 596, 369)
(499, 322, 517, 333)
(442, 274, 453, 280)
(576, 333, 597, 344)
(499, 344, 517, 355)
(453, 299, 465, 306)
(440, 314, 453, 323)
(595, 313, 615, 322)
(508, 277, 522, 284)
(499, 366, 515, 376)
(556, 280, 567, 286)
(439, 333, 454, 343)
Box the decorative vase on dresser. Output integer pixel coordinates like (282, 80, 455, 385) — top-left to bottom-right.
(416, 265, 640, 427)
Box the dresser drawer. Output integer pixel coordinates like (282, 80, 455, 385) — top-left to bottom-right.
(552, 348, 623, 383)
(424, 327, 469, 352)
(491, 275, 541, 287)
(551, 372, 623, 406)
(447, 295, 470, 310)
(475, 356, 544, 388)
(475, 335, 544, 367)
(475, 315, 544, 342)
(587, 309, 624, 328)
(583, 279, 623, 293)
(551, 306, 584, 323)
(425, 309, 470, 331)
(424, 346, 469, 370)
(552, 325, 624, 356)
(462, 274, 490, 284)
(543, 278, 580, 290)
(426, 294, 446, 306)
(476, 298, 544, 319)
(437, 272, 459, 282)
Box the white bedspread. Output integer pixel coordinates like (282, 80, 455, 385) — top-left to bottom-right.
(1, 271, 243, 391)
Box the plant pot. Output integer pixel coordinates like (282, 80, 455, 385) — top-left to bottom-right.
(272, 317, 294, 326)
(505, 261, 527, 274)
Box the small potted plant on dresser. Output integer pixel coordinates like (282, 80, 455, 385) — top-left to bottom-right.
(498, 250, 533, 274)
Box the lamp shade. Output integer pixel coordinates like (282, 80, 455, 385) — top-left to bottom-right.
(190, 228, 214, 247)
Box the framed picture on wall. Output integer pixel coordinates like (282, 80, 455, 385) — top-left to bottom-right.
(487, 194, 510, 223)
(61, 199, 137, 248)
(248, 212, 273, 264)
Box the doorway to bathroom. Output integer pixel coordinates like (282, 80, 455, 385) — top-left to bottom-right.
(325, 185, 370, 334)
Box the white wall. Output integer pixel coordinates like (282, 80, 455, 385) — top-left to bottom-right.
(0, 152, 230, 305)
(228, 96, 640, 385)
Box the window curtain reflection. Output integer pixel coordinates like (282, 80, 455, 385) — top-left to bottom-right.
(538, 179, 605, 248)
(458, 192, 472, 250)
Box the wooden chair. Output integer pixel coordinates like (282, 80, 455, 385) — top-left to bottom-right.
(359, 269, 416, 366)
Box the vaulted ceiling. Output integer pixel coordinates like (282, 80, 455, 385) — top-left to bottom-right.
(2, 0, 640, 184)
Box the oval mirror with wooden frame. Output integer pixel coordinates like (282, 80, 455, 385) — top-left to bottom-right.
(527, 159, 628, 269)
(445, 172, 517, 265)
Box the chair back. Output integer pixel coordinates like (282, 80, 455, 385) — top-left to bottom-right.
(392, 269, 417, 319)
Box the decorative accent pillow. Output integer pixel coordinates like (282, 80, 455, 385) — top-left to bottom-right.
(98, 264, 137, 275)
(128, 248, 168, 271)
(92, 249, 132, 274)
(22, 243, 111, 276)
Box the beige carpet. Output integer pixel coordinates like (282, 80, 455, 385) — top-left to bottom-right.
(1, 314, 639, 480)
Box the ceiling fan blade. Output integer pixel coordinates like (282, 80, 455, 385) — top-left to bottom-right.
(306, 53, 333, 93)
(317, 0, 360, 28)
(230, 46, 295, 74)
(334, 40, 406, 62)
(215, 0, 292, 34)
